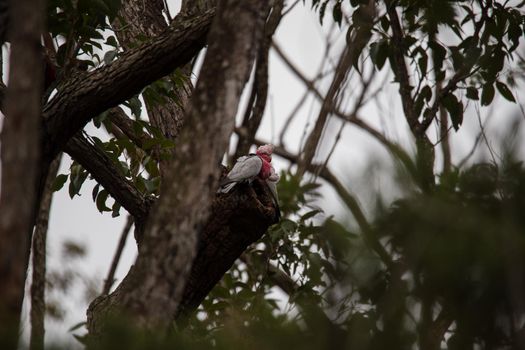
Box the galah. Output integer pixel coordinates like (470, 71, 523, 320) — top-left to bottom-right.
(218, 144, 279, 194)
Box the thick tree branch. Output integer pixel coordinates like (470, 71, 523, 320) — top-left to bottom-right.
(64, 134, 151, 221)
(41, 8, 215, 161)
(176, 179, 279, 321)
(113, 0, 194, 178)
(107, 108, 152, 150)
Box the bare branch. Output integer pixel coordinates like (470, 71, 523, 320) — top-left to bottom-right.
(102, 216, 134, 295)
(386, 3, 418, 133)
(243, 252, 298, 295)
(30, 155, 61, 350)
(64, 134, 151, 221)
(41, 9, 215, 161)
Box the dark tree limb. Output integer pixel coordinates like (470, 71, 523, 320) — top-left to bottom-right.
(0, 0, 45, 347)
(386, 2, 436, 189)
(102, 216, 134, 295)
(385, 2, 418, 133)
(64, 134, 152, 221)
(112, 0, 194, 178)
(107, 107, 152, 151)
(41, 8, 215, 161)
(176, 179, 279, 321)
(30, 155, 61, 350)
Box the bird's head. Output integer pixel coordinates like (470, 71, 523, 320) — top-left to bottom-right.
(256, 144, 274, 161)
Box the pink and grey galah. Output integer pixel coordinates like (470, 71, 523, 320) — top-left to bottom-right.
(218, 144, 280, 196)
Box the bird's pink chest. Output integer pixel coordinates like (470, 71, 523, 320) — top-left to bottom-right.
(258, 157, 272, 179)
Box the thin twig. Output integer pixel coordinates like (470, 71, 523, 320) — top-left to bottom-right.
(102, 215, 134, 295)
(30, 154, 61, 350)
(282, 0, 300, 17)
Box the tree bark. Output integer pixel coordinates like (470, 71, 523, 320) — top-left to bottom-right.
(41, 9, 215, 162)
(112, 0, 193, 178)
(176, 179, 278, 321)
(0, 0, 45, 347)
(87, 0, 269, 335)
(63, 134, 152, 221)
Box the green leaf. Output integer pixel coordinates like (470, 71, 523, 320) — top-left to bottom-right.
(414, 85, 432, 116)
(442, 93, 463, 131)
(301, 209, 322, 222)
(52, 174, 68, 192)
(380, 15, 390, 31)
(429, 40, 446, 71)
(481, 84, 495, 106)
(68, 164, 88, 198)
(68, 321, 86, 333)
(143, 177, 160, 194)
(496, 81, 516, 102)
(318, 2, 328, 24)
(332, 2, 342, 25)
(370, 40, 388, 70)
(111, 201, 121, 218)
(92, 183, 100, 202)
(103, 50, 117, 65)
(73, 334, 88, 345)
(128, 96, 142, 118)
(466, 86, 479, 100)
(96, 189, 111, 212)
(105, 35, 118, 48)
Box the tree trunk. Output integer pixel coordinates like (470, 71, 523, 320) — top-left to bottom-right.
(87, 0, 269, 336)
(0, 0, 45, 347)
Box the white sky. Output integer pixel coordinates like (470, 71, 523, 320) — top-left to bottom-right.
(1, 1, 523, 348)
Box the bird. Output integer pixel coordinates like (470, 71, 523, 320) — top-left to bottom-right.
(218, 144, 279, 193)
(218, 144, 280, 219)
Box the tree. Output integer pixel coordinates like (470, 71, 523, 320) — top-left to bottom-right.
(1, 0, 525, 349)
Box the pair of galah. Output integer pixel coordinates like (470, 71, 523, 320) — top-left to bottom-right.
(218, 144, 280, 214)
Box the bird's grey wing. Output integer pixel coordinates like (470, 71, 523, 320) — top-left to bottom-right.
(226, 156, 262, 182)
